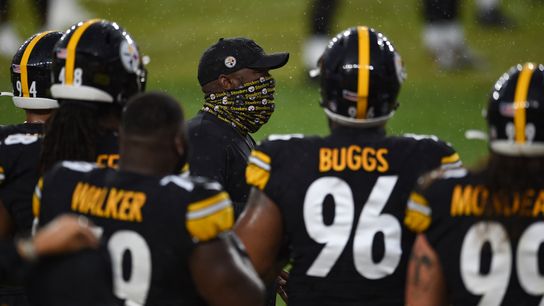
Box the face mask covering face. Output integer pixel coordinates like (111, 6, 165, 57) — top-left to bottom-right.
(203, 76, 276, 134)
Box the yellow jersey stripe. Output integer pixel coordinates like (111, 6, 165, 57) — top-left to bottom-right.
(188, 191, 230, 212)
(32, 177, 43, 217)
(441, 152, 460, 164)
(356, 26, 370, 119)
(65, 19, 101, 84)
(246, 163, 270, 190)
(409, 192, 428, 206)
(513, 63, 535, 144)
(251, 150, 271, 165)
(20, 31, 52, 97)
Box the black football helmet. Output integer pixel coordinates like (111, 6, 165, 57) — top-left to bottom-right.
(51, 19, 147, 105)
(318, 26, 405, 127)
(10, 31, 62, 109)
(487, 62, 544, 156)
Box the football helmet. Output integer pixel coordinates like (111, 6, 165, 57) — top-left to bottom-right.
(487, 62, 544, 156)
(318, 26, 406, 127)
(51, 19, 146, 104)
(10, 31, 62, 109)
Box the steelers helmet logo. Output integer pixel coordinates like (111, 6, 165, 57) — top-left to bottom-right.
(224, 56, 236, 68)
(120, 40, 141, 73)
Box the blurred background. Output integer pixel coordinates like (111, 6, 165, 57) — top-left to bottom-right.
(0, 0, 543, 168)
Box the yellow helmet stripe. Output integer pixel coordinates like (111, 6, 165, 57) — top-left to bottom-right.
(513, 63, 536, 144)
(65, 19, 102, 85)
(20, 31, 52, 97)
(356, 26, 370, 119)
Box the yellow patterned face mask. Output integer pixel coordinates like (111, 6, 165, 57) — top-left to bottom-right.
(202, 76, 276, 134)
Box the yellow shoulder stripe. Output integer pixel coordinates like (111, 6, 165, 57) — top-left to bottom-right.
(405, 192, 432, 233)
(32, 177, 44, 217)
(188, 191, 229, 213)
(186, 192, 233, 242)
(246, 163, 270, 190)
(409, 192, 428, 206)
(251, 150, 271, 165)
(441, 153, 460, 164)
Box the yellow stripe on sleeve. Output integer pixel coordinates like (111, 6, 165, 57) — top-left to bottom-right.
(251, 150, 271, 165)
(186, 191, 233, 241)
(32, 177, 43, 218)
(187, 191, 230, 212)
(513, 63, 535, 144)
(410, 192, 428, 205)
(20, 31, 51, 97)
(246, 150, 272, 190)
(65, 19, 101, 84)
(356, 26, 370, 119)
(246, 163, 270, 190)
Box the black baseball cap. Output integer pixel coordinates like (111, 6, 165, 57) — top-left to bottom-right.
(197, 37, 289, 86)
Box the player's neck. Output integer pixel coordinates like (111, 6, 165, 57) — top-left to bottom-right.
(25, 110, 52, 123)
(119, 144, 178, 177)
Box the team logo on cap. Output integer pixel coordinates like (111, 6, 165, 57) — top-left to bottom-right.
(224, 56, 236, 68)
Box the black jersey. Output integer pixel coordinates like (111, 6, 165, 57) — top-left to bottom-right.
(405, 168, 544, 306)
(0, 127, 119, 235)
(0, 123, 43, 140)
(36, 161, 234, 306)
(0, 123, 44, 235)
(188, 112, 255, 216)
(245, 128, 460, 306)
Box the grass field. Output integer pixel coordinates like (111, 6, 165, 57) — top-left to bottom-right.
(1, 0, 543, 167)
(1, 1, 543, 305)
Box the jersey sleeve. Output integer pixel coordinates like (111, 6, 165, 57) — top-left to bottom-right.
(420, 137, 462, 171)
(185, 181, 234, 242)
(245, 138, 293, 205)
(35, 161, 91, 227)
(404, 169, 461, 247)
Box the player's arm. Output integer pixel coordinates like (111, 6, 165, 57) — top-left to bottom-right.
(190, 234, 265, 306)
(234, 187, 284, 282)
(0, 214, 98, 281)
(405, 234, 447, 306)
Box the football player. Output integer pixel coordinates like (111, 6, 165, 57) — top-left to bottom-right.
(405, 63, 544, 305)
(235, 26, 461, 305)
(40, 19, 146, 172)
(0, 30, 61, 306)
(35, 92, 265, 306)
(0, 31, 61, 237)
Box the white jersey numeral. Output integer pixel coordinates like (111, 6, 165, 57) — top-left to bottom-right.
(460, 221, 544, 306)
(108, 230, 152, 305)
(303, 176, 401, 279)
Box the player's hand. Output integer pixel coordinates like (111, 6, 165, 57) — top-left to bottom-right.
(31, 215, 99, 257)
(276, 269, 289, 303)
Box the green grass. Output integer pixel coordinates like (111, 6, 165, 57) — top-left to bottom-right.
(1, 1, 543, 305)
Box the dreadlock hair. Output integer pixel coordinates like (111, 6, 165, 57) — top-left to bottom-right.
(480, 153, 544, 195)
(472, 152, 544, 239)
(40, 100, 121, 172)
